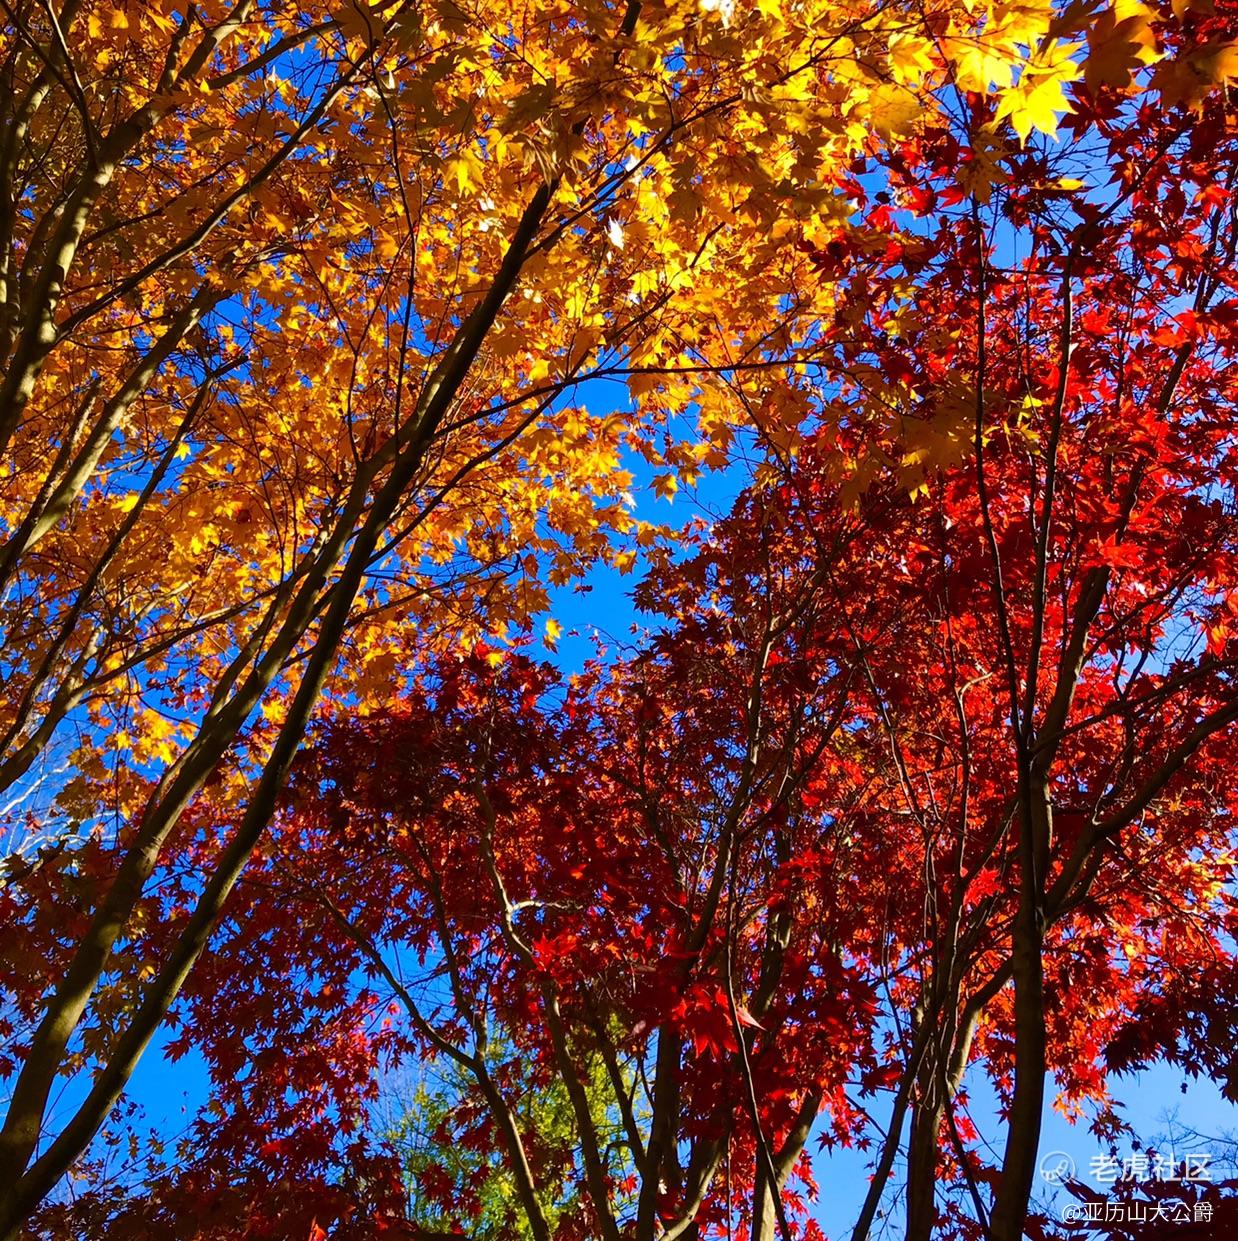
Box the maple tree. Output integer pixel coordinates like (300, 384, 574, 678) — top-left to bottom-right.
(800, 21, 1238, 1239)
(19, 52, 1238, 1233)
(3, 0, 1238, 1236)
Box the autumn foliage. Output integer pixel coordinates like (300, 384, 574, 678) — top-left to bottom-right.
(2, 0, 1238, 1238)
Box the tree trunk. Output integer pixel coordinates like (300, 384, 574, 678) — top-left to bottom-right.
(989, 782, 1051, 1241)
(905, 1089, 944, 1241)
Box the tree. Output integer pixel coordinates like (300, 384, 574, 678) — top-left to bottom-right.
(387, 1039, 621, 1239)
(3, 0, 1237, 1236)
(1, 0, 1132, 1230)
(72, 271, 1234, 1235)
(36, 107, 1238, 1228)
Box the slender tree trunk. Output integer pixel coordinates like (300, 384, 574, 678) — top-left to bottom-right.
(989, 894, 1046, 1241)
(751, 1167, 780, 1241)
(749, 1091, 818, 1241)
(636, 1028, 683, 1241)
(0, 179, 555, 1239)
(989, 784, 1051, 1241)
(905, 1090, 945, 1241)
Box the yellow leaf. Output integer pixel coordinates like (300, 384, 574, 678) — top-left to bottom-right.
(652, 473, 678, 501)
(1085, 4, 1162, 92)
(446, 155, 476, 194)
(996, 74, 1073, 143)
(147, 8, 178, 34)
(1194, 41, 1238, 86)
(1152, 41, 1238, 107)
(951, 44, 1016, 94)
(888, 33, 936, 85)
(867, 83, 922, 139)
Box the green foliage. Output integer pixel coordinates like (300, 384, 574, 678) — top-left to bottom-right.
(388, 1041, 634, 1238)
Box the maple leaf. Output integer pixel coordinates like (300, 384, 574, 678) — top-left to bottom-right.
(996, 42, 1083, 143)
(1085, 3, 1162, 92)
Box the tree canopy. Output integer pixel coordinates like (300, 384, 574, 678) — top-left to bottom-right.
(1, 0, 1236, 1238)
